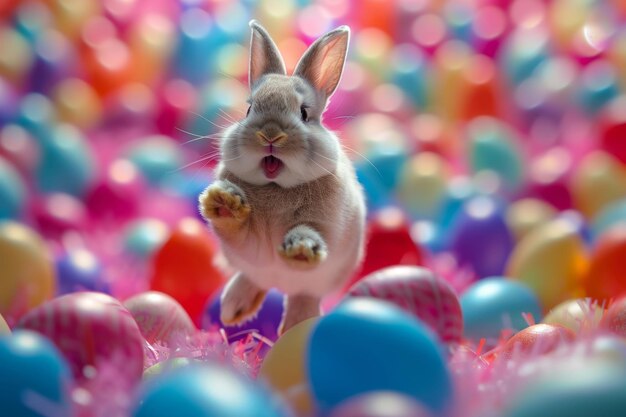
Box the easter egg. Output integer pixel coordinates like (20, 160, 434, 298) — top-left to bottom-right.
(506, 198, 557, 241)
(132, 362, 291, 417)
(0, 124, 39, 174)
(498, 324, 575, 359)
(583, 226, 626, 300)
(0, 27, 33, 85)
(526, 147, 573, 211)
(0, 222, 55, 320)
(150, 217, 225, 325)
(467, 117, 524, 193)
(461, 278, 542, 343)
(591, 198, 626, 241)
(0, 313, 9, 334)
(32, 193, 88, 239)
(35, 124, 95, 197)
(16, 93, 56, 142)
(123, 218, 169, 260)
(85, 159, 144, 221)
(348, 207, 423, 287)
(203, 288, 284, 344)
(55, 249, 109, 295)
(0, 156, 26, 220)
(0, 330, 74, 417)
(507, 218, 588, 310)
(601, 295, 626, 337)
(19, 292, 144, 383)
(347, 266, 463, 344)
(29, 30, 76, 94)
(600, 117, 626, 165)
(52, 78, 102, 129)
(503, 357, 626, 417)
(396, 152, 449, 219)
(328, 391, 433, 417)
(543, 298, 604, 333)
(449, 196, 514, 278)
(124, 291, 195, 346)
(259, 317, 318, 416)
(125, 135, 184, 186)
(155, 78, 197, 135)
(578, 60, 620, 113)
(570, 151, 626, 219)
(308, 298, 452, 414)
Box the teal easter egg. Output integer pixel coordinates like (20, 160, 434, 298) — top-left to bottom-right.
(461, 278, 543, 342)
(0, 330, 74, 417)
(126, 136, 184, 186)
(0, 157, 26, 220)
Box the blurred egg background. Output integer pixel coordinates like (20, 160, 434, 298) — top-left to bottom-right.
(2, 0, 626, 416)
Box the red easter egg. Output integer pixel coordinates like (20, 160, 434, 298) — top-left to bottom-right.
(498, 323, 575, 359)
(601, 295, 626, 337)
(18, 292, 144, 383)
(347, 208, 424, 289)
(583, 226, 626, 301)
(32, 193, 88, 240)
(347, 266, 463, 344)
(123, 291, 196, 345)
(601, 120, 626, 165)
(149, 218, 225, 325)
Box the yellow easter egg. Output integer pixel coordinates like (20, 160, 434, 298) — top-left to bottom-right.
(430, 40, 473, 123)
(53, 78, 102, 129)
(0, 222, 56, 320)
(543, 298, 604, 333)
(570, 151, 626, 219)
(0, 28, 33, 85)
(507, 219, 589, 311)
(50, 0, 101, 39)
(259, 317, 318, 416)
(549, 0, 587, 49)
(506, 198, 557, 242)
(0, 313, 10, 334)
(396, 152, 449, 219)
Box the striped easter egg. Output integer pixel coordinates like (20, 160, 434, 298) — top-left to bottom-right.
(18, 292, 144, 383)
(347, 266, 463, 344)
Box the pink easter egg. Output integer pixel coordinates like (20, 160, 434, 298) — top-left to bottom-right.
(123, 291, 196, 346)
(18, 292, 144, 383)
(347, 266, 463, 344)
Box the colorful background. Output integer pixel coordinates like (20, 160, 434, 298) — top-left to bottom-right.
(2, 0, 626, 416)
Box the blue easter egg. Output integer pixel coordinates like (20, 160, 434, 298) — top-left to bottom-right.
(35, 124, 95, 196)
(202, 288, 285, 344)
(0, 157, 26, 220)
(390, 44, 429, 109)
(591, 198, 626, 241)
(461, 278, 542, 342)
(123, 218, 170, 260)
(55, 249, 109, 295)
(308, 298, 452, 414)
(467, 117, 524, 192)
(355, 161, 392, 213)
(578, 61, 620, 114)
(0, 330, 74, 417)
(16, 94, 56, 142)
(448, 196, 514, 278)
(132, 362, 291, 417)
(126, 136, 184, 186)
(501, 29, 549, 85)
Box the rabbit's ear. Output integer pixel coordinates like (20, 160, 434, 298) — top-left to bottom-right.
(249, 20, 286, 88)
(294, 26, 350, 99)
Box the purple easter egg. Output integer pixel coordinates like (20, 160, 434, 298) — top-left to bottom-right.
(124, 291, 196, 346)
(202, 288, 285, 344)
(55, 249, 110, 295)
(29, 31, 76, 94)
(449, 196, 514, 279)
(18, 292, 144, 383)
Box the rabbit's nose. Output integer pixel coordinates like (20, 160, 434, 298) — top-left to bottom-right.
(256, 131, 287, 145)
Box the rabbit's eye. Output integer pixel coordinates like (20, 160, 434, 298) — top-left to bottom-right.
(300, 106, 308, 122)
(246, 106, 251, 117)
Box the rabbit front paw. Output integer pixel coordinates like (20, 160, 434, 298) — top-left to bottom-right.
(199, 181, 251, 223)
(279, 225, 327, 269)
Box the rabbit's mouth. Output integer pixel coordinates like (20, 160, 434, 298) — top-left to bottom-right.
(261, 155, 284, 179)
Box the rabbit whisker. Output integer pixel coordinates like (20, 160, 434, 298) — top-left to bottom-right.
(309, 159, 339, 181)
(340, 144, 381, 178)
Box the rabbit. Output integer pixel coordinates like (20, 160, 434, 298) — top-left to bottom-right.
(198, 20, 365, 335)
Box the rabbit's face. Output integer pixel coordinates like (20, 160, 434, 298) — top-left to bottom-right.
(221, 74, 339, 188)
